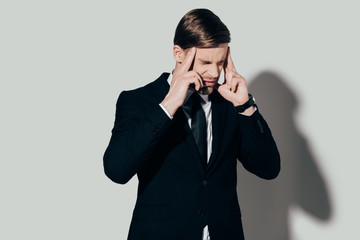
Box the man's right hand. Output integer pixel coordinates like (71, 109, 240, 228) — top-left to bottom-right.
(161, 47, 203, 117)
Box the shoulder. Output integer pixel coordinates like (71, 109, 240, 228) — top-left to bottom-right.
(116, 72, 170, 106)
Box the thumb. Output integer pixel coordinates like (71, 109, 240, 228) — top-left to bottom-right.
(217, 84, 234, 102)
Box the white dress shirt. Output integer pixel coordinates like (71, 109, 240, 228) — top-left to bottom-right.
(159, 72, 212, 240)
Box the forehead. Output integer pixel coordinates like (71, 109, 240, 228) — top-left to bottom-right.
(196, 43, 228, 61)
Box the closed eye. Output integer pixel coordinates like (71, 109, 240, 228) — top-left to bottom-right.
(198, 59, 226, 65)
(199, 60, 212, 65)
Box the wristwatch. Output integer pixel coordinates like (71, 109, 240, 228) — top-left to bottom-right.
(234, 94, 256, 113)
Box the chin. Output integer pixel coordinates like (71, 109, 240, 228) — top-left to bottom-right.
(199, 86, 214, 95)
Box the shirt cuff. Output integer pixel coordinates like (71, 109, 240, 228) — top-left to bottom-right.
(238, 106, 257, 116)
(159, 103, 173, 119)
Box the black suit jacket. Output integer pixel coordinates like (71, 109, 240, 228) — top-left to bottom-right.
(103, 73, 280, 240)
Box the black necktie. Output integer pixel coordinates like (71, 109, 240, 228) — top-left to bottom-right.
(182, 93, 207, 169)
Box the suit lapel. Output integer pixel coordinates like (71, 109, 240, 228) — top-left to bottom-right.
(175, 109, 206, 174)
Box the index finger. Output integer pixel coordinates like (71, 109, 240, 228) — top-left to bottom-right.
(225, 47, 236, 72)
(181, 47, 196, 72)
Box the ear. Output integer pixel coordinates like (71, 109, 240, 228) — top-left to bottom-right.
(173, 45, 185, 63)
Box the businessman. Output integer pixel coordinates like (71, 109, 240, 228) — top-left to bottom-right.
(103, 9, 280, 240)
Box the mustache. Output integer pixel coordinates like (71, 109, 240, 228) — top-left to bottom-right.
(201, 76, 219, 81)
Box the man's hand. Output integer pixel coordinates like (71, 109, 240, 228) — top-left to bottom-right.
(161, 47, 203, 117)
(218, 47, 255, 116)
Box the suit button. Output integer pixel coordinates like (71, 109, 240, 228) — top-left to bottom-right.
(202, 180, 207, 186)
(198, 210, 206, 216)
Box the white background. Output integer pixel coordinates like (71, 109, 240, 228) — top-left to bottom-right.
(1, 0, 359, 239)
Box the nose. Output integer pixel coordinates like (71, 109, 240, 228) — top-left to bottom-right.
(208, 64, 220, 79)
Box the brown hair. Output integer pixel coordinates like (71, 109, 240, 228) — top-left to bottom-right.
(173, 9, 231, 49)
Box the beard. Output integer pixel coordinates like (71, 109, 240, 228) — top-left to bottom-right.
(199, 86, 214, 95)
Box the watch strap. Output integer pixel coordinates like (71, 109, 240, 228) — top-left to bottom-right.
(234, 94, 255, 113)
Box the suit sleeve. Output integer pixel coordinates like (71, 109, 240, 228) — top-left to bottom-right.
(103, 91, 172, 184)
(236, 109, 281, 180)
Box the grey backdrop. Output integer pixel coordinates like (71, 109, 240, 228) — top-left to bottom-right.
(1, 0, 359, 239)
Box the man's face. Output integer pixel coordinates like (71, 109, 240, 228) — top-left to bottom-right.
(186, 43, 229, 95)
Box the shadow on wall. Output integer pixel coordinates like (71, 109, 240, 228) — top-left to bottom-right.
(237, 71, 332, 240)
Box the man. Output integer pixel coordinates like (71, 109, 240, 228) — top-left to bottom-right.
(103, 9, 280, 240)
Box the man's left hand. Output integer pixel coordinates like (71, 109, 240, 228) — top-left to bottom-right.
(217, 47, 255, 116)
